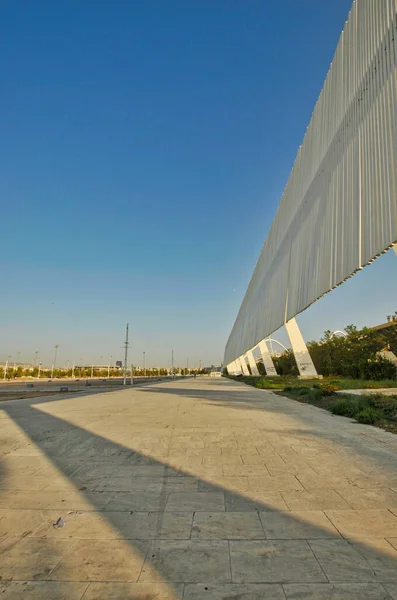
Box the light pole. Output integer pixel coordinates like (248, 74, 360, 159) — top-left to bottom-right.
(171, 349, 174, 377)
(38, 362, 42, 379)
(14, 352, 21, 371)
(123, 323, 129, 386)
(5, 355, 11, 379)
(51, 345, 59, 379)
(143, 351, 146, 377)
(34, 351, 38, 367)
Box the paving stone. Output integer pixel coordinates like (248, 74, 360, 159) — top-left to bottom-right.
(281, 489, 351, 510)
(165, 492, 225, 512)
(184, 583, 285, 599)
(146, 477, 199, 493)
(4, 378, 397, 588)
(230, 540, 327, 583)
(351, 538, 397, 581)
(384, 583, 397, 599)
(297, 473, 354, 489)
(83, 582, 183, 599)
(260, 510, 340, 539)
(104, 492, 169, 512)
(284, 583, 391, 599)
(0, 508, 59, 537)
(192, 511, 264, 539)
(325, 510, 397, 539)
(34, 510, 129, 538)
(198, 477, 250, 493)
(139, 540, 231, 583)
(336, 487, 397, 509)
(308, 539, 376, 581)
(249, 474, 304, 492)
(225, 491, 289, 512)
(117, 511, 193, 539)
(50, 539, 150, 581)
(0, 582, 88, 600)
(0, 537, 75, 580)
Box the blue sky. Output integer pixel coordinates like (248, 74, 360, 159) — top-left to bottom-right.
(2, 0, 394, 369)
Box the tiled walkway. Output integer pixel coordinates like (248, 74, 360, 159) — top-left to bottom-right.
(1, 377, 397, 598)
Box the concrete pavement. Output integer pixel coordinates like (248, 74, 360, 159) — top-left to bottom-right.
(1, 377, 397, 598)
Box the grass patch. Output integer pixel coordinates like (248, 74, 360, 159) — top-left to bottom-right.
(228, 374, 397, 391)
(227, 374, 397, 433)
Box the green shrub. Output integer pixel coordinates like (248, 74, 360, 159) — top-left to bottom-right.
(330, 398, 358, 417)
(371, 394, 397, 421)
(255, 381, 264, 389)
(362, 357, 397, 381)
(307, 388, 324, 402)
(320, 383, 339, 396)
(355, 406, 383, 424)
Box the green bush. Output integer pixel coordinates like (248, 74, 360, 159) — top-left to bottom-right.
(307, 388, 324, 402)
(362, 357, 397, 381)
(320, 383, 339, 396)
(371, 394, 397, 421)
(355, 406, 383, 424)
(330, 398, 358, 417)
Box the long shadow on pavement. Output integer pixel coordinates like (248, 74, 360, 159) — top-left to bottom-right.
(0, 384, 397, 599)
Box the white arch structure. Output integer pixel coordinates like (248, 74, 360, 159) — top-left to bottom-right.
(265, 338, 289, 354)
(225, 1, 397, 378)
(330, 330, 348, 339)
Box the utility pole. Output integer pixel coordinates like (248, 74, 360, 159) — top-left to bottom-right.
(123, 323, 129, 385)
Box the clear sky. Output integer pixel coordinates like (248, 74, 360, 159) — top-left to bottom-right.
(2, 0, 394, 369)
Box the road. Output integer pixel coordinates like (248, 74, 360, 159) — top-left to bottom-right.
(0, 376, 175, 401)
(1, 377, 397, 598)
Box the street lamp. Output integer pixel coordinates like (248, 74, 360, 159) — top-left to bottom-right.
(143, 351, 146, 377)
(34, 351, 38, 367)
(51, 345, 59, 379)
(14, 352, 21, 371)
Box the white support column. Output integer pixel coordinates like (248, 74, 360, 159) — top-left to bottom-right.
(284, 317, 318, 378)
(228, 361, 237, 375)
(258, 340, 279, 376)
(232, 360, 241, 375)
(239, 356, 250, 376)
(247, 350, 259, 376)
